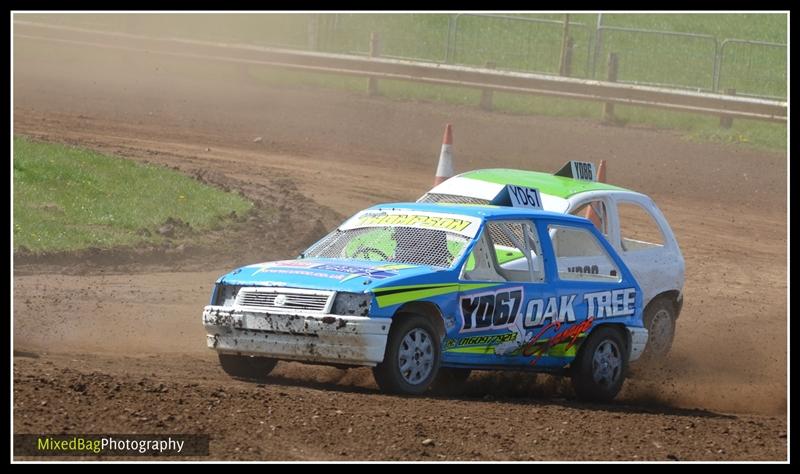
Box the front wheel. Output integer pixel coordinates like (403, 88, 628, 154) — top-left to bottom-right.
(373, 314, 440, 395)
(571, 326, 626, 402)
(218, 353, 278, 381)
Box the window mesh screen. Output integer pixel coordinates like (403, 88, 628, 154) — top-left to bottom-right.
(418, 193, 491, 205)
(487, 221, 526, 249)
(304, 227, 469, 268)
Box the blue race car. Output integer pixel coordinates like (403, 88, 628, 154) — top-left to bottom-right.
(203, 184, 647, 402)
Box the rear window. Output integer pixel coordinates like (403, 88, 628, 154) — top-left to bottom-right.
(617, 201, 665, 251)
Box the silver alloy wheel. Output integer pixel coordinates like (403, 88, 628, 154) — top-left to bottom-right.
(398, 327, 434, 385)
(648, 309, 674, 355)
(592, 339, 622, 387)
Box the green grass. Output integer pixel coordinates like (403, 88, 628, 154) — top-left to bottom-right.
(13, 137, 254, 253)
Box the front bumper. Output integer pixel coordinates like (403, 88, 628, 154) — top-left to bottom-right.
(202, 305, 391, 367)
(627, 327, 649, 362)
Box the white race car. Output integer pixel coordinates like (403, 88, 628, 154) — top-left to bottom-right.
(418, 162, 685, 359)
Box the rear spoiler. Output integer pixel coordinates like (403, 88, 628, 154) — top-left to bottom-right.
(554, 161, 597, 182)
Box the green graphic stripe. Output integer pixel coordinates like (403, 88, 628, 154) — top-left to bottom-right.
(445, 342, 579, 357)
(547, 342, 579, 358)
(445, 336, 586, 357)
(509, 336, 586, 357)
(373, 283, 500, 308)
(372, 283, 454, 297)
(445, 346, 498, 354)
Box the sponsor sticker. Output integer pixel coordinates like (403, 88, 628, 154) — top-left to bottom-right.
(248, 261, 415, 281)
(456, 286, 637, 364)
(341, 210, 481, 238)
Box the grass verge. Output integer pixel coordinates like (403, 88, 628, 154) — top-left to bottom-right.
(13, 136, 253, 253)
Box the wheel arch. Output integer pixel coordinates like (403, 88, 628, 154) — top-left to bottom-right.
(393, 301, 446, 340)
(585, 322, 631, 361)
(647, 290, 682, 319)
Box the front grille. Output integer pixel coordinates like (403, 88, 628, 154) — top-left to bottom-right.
(236, 288, 333, 313)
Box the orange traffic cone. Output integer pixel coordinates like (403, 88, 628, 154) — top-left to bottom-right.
(596, 159, 607, 183)
(434, 124, 454, 186)
(585, 160, 607, 229)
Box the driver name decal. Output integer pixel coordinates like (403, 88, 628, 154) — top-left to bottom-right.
(357, 213, 471, 232)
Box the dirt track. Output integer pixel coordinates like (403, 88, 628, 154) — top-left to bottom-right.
(12, 22, 788, 461)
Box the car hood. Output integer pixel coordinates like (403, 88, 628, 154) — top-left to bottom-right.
(216, 258, 448, 293)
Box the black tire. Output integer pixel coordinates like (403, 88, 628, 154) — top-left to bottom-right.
(373, 314, 441, 395)
(218, 353, 278, 381)
(641, 298, 676, 361)
(430, 368, 472, 395)
(571, 326, 627, 403)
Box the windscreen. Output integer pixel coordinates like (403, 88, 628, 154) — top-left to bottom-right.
(302, 209, 481, 268)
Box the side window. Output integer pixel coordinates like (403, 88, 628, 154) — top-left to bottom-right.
(570, 200, 609, 237)
(461, 232, 504, 282)
(461, 220, 544, 283)
(617, 201, 665, 251)
(548, 224, 621, 282)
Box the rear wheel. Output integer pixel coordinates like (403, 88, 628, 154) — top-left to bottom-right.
(430, 368, 472, 395)
(218, 353, 278, 381)
(571, 326, 626, 402)
(373, 314, 440, 395)
(641, 299, 676, 360)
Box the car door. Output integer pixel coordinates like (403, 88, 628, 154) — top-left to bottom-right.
(534, 218, 643, 365)
(442, 218, 558, 369)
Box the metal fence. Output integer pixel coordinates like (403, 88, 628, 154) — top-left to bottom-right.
(22, 13, 786, 100)
(14, 20, 786, 123)
(445, 14, 594, 77)
(715, 39, 787, 100)
(315, 13, 453, 63)
(592, 26, 719, 91)
(313, 14, 786, 100)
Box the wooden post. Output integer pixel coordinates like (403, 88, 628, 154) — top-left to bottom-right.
(368, 32, 381, 96)
(480, 61, 496, 111)
(719, 88, 736, 129)
(562, 37, 574, 77)
(591, 13, 604, 78)
(558, 14, 571, 76)
(602, 52, 619, 124)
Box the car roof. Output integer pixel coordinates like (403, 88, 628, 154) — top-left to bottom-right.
(457, 168, 632, 199)
(366, 202, 593, 225)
